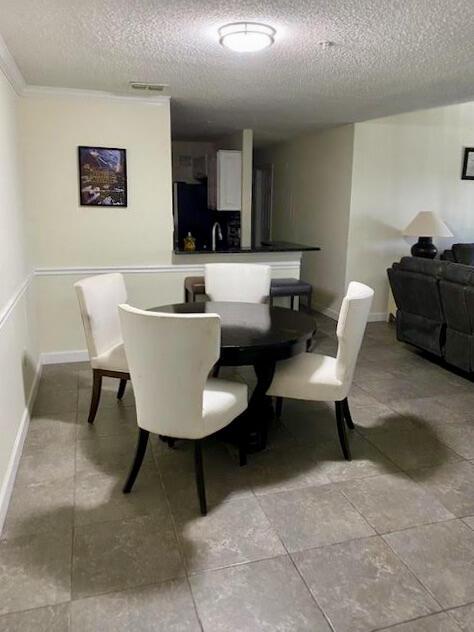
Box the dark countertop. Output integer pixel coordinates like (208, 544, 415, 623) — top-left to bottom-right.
(174, 241, 321, 255)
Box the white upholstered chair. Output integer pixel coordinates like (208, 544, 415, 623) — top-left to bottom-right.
(118, 304, 248, 515)
(268, 282, 374, 460)
(74, 273, 129, 424)
(205, 263, 271, 303)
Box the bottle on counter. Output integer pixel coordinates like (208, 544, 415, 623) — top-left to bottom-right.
(183, 232, 196, 251)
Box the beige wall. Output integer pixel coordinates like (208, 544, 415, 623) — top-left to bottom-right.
(0, 68, 38, 528)
(348, 102, 474, 315)
(21, 94, 173, 268)
(256, 125, 355, 315)
(20, 93, 174, 353)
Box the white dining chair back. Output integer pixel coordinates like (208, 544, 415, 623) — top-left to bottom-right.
(74, 273, 129, 424)
(118, 304, 220, 439)
(335, 281, 374, 390)
(205, 263, 271, 303)
(75, 273, 127, 360)
(268, 281, 373, 461)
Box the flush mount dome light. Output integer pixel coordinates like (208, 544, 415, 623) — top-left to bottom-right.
(219, 22, 276, 52)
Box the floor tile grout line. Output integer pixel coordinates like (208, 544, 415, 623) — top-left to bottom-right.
(371, 610, 462, 632)
(70, 369, 80, 603)
(151, 444, 204, 631)
(380, 531, 446, 613)
(286, 545, 337, 631)
(251, 475, 338, 631)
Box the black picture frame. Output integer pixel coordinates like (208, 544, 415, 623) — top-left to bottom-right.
(78, 146, 128, 206)
(461, 147, 474, 180)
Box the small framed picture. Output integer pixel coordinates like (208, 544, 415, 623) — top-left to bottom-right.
(78, 146, 128, 206)
(461, 147, 474, 180)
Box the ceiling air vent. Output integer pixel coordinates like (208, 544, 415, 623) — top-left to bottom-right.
(129, 82, 168, 92)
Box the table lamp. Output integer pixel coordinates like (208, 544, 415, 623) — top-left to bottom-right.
(403, 211, 453, 259)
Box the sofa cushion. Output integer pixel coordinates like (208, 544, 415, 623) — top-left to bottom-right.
(396, 256, 445, 277)
(395, 311, 443, 356)
(452, 243, 474, 266)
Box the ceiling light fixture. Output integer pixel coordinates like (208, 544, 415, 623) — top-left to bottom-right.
(219, 22, 276, 53)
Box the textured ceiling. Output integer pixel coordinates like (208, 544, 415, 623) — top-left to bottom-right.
(2, 0, 474, 144)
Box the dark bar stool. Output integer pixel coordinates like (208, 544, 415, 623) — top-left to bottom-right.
(184, 275, 312, 312)
(269, 278, 313, 312)
(184, 276, 206, 302)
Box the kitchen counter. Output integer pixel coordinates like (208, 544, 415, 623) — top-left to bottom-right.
(174, 241, 321, 254)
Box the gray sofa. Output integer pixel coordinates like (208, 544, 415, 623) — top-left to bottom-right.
(388, 256, 474, 372)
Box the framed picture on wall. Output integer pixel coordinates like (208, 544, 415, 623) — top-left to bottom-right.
(78, 146, 128, 206)
(461, 147, 474, 180)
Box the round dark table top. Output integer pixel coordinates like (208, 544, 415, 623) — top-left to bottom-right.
(149, 301, 317, 366)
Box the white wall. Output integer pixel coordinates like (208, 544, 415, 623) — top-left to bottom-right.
(348, 102, 474, 315)
(0, 68, 38, 530)
(217, 129, 253, 247)
(256, 125, 355, 315)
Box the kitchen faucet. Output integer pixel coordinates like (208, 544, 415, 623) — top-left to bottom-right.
(212, 222, 223, 251)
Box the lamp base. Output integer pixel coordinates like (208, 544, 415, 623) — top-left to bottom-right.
(411, 237, 437, 259)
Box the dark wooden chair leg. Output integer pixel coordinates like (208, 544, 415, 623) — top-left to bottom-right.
(290, 295, 295, 310)
(194, 440, 207, 515)
(275, 397, 283, 419)
(123, 428, 149, 493)
(88, 369, 103, 424)
(238, 413, 248, 466)
(117, 378, 127, 400)
(335, 401, 352, 461)
(306, 288, 312, 313)
(212, 364, 220, 378)
(342, 397, 355, 429)
(166, 437, 176, 448)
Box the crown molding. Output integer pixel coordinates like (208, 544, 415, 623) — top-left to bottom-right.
(21, 85, 171, 104)
(0, 33, 26, 95)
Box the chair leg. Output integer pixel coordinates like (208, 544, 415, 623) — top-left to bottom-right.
(290, 295, 295, 310)
(239, 414, 248, 467)
(212, 364, 220, 378)
(117, 378, 127, 400)
(88, 369, 102, 424)
(342, 397, 355, 429)
(123, 429, 149, 493)
(335, 401, 352, 461)
(275, 397, 283, 419)
(194, 440, 207, 515)
(306, 288, 313, 313)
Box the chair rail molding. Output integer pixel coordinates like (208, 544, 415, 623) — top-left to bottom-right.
(34, 260, 301, 276)
(0, 273, 33, 331)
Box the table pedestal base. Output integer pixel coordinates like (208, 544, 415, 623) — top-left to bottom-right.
(221, 360, 276, 461)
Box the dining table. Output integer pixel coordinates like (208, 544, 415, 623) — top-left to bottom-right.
(149, 301, 317, 456)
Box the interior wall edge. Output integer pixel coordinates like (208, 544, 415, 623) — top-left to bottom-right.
(0, 32, 25, 95)
(0, 355, 42, 536)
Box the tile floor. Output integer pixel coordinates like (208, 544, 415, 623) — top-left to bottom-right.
(2, 315, 474, 630)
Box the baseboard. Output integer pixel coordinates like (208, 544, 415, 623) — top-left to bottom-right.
(313, 306, 339, 321)
(314, 306, 387, 323)
(40, 349, 89, 365)
(0, 358, 42, 535)
(368, 312, 389, 323)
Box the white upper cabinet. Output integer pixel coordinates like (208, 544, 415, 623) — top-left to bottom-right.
(216, 150, 242, 210)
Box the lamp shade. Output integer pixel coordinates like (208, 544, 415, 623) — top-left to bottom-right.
(403, 211, 453, 237)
